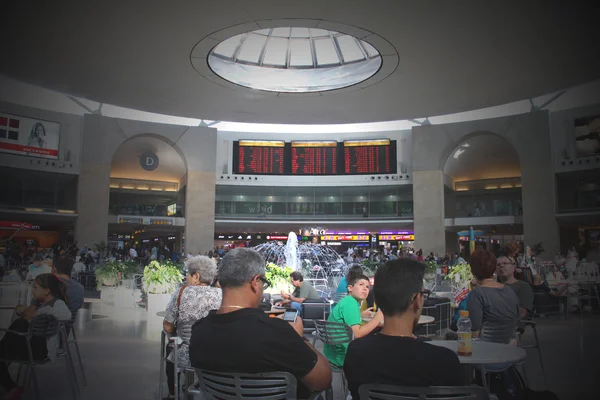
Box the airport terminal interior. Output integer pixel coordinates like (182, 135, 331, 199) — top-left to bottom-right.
(0, 2, 599, 399)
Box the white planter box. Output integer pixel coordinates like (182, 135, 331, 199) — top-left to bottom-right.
(147, 293, 173, 316)
(100, 286, 116, 303)
(114, 286, 135, 308)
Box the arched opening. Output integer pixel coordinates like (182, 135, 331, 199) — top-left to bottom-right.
(443, 132, 523, 256)
(108, 135, 187, 254)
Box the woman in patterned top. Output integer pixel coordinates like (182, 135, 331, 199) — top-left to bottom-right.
(162, 256, 222, 400)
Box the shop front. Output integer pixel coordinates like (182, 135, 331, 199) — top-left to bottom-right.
(376, 231, 415, 251)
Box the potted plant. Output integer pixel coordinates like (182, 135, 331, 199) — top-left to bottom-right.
(264, 263, 293, 296)
(113, 261, 142, 308)
(444, 262, 474, 305)
(143, 260, 183, 316)
(95, 260, 121, 303)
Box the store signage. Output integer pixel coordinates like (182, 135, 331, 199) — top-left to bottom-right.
(118, 216, 143, 224)
(378, 234, 414, 241)
(149, 218, 173, 226)
(298, 227, 327, 236)
(140, 152, 159, 171)
(0, 113, 60, 159)
(378, 231, 414, 235)
(321, 235, 370, 241)
(0, 221, 33, 230)
(266, 235, 288, 240)
(324, 241, 342, 246)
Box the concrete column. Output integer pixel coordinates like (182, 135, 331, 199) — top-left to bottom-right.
(177, 126, 218, 255)
(413, 170, 446, 256)
(184, 171, 216, 254)
(75, 162, 111, 247)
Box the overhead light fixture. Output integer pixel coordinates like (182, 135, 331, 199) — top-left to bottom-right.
(500, 184, 514, 189)
(151, 187, 164, 191)
(136, 186, 149, 191)
(121, 186, 135, 190)
(57, 209, 76, 214)
(455, 187, 469, 192)
(109, 184, 120, 189)
(485, 185, 498, 190)
(25, 208, 44, 212)
(164, 188, 178, 192)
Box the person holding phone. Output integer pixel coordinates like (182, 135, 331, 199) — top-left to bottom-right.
(324, 274, 384, 368)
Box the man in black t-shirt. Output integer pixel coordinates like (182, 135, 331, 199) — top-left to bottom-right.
(189, 248, 331, 399)
(344, 259, 464, 399)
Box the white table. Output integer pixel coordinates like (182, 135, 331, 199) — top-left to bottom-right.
(362, 315, 435, 325)
(427, 340, 526, 365)
(156, 311, 167, 318)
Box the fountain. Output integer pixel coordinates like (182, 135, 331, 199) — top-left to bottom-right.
(254, 232, 347, 285)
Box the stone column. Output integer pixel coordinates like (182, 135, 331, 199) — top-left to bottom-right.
(177, 127, 218, 255)
(413, 170, 446, 256)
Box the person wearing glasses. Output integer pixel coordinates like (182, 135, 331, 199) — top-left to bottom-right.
(161, 256, 222, 400)
(189, 248, 332, 399)
(344, 259, 463, 400)
(496, 256, 534, 321)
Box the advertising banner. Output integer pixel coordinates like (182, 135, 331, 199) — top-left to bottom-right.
(0, 113, 60, 159)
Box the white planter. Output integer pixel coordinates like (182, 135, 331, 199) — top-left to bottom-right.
(147, 293, 173, 316)
(100, 286, 116, 303)
(114, 286, 135, 308)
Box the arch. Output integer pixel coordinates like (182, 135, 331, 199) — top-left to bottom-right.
(443, 131, 521, 182)
(110, 133, 188, 183)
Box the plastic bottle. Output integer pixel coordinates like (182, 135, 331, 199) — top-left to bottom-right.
(456, 310, 472, 356)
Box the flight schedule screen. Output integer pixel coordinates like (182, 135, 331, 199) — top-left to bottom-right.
(291, 141, 337, 175)
(343, 139, 396, 174)
(233, 140, 285, 174)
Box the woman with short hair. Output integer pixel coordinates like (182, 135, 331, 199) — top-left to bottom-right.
(466, 250, 520, 338)
(162, 256, 222, 400)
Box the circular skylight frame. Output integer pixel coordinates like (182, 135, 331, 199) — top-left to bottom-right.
(190, 20, 399, 96)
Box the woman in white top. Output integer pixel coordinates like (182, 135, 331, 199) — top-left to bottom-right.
(0, 273, 71, 399)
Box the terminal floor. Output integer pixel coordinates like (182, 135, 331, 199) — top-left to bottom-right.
(1, 301, 599, 400)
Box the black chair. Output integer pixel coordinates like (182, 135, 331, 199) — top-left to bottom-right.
(313, 320, 353, 398)
(516, 308, 546, 389)
(358, 383, 490, 399)
(302, 298, 330, 332)
(259, 293, 272, 312)
(193, 369, 325, 400)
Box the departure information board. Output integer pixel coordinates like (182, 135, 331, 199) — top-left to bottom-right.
(233, 140, 285, 175)
(343, 139, 396, 174)
(233, 139, 396, 175)
(291, 141, 337, 175)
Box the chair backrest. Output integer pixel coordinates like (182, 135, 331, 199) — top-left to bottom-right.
(176, 320, 194, 343)
(29, 314, 60, 338)
(480, 319, 517, 344)
(358, 383, 489, 400)
(314, 320, 353, 346)
(195, 369, 297, 399)
(259, 293, 272, 311)
(302, 298, 329, 320)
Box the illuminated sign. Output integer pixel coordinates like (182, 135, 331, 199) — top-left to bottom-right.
(321, 235, 370, 241)
(149, 218, 173, 226)
(266, 235, 289, 240)
(324, 241, 342, 246)
(118, 216, 143, 224)
(378, 234, 414, 241)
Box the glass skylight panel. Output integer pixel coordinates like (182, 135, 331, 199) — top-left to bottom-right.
(362, 41, 379, 58)
(289, 39, 313, 67)
(271, 27, 291, 37)
(336, 35, 365, 62)
(262, 37, 288, 66)
(213, 35, 242, 59)
(291, 27, 310, 38)
(255, 29, 271, 36)
(236, 34, 267, 63)
(310, 28, 329, 38)
(314, 38, 340, 66)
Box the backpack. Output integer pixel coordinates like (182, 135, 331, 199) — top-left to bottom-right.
(488, 366, 560, 400)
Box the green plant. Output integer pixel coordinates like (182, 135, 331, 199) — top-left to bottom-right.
(361, 259, 380, 277)
(445, 262, 473, 290)
(143, 260, 183, 294)
(120, 261, 142, 279)
(264, 263, 293, 294)
(424, 261, 438, 275)
(95, 260, 121, 289)
(531, 242, 544, 256)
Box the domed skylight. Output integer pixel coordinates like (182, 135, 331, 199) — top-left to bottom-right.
(207, 27, 382, 93)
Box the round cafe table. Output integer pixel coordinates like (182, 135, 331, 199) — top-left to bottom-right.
(156, 311, 167, 318)
(362, 315, 435, 325)
(264, 308, 286, 315)
(426, 340, 526, 365)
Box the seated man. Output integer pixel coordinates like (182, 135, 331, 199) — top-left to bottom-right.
(277, 271, 320, 316)
(53, 256, 85, 313)
(189, 248, 331, 399)
(325, 274, 383, 368)
(344, 259, 463, 400)
(497, 256, 534, 321)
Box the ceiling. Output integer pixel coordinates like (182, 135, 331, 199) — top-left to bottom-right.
(444, 133, 521, 182)
(1, 1, 599, 125)
(110, 137, 186, 182)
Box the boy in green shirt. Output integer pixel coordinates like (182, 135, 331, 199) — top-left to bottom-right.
(324, 274, 384, 367)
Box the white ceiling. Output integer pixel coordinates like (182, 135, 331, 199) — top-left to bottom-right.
(110, 137, 186, 182)
(444, 133, 521, 182)
(1, 1, 599, 125)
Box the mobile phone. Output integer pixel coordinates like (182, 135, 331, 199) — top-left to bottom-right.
(283, 309, 298, 323)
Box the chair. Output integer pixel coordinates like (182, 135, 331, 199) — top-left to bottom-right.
(358, 383, 490, 400)
(313, 320, 353, 398)
(332, 292, 347, 304)
(0, 315, 79, 400)
(516, 308, 546, 389)
(171, 320, 194, 400)
(62, 310, 87, 387)
(192, 369, 324, 399)
(302, 298, 330, 333)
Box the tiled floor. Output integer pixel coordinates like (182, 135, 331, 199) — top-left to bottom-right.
(1, 300, 599, 400)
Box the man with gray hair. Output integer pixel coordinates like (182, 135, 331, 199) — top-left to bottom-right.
(189, 248, 332, 399)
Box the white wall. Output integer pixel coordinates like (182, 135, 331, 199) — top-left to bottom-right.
(215, 129, 412, 187)
(550, 102, 600, 173)
(0, 101, 82, 174)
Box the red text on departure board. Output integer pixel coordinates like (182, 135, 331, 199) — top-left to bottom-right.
(237, 146, 284, 174)
(344, 145, 392, 174)
(291, 146, 336, 175)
